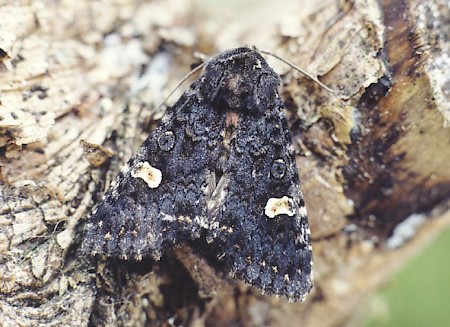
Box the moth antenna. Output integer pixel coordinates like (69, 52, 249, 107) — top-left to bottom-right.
(156, 61, 207, 110)
(258, 49, 340, 94)
(84, 47, 313, 301)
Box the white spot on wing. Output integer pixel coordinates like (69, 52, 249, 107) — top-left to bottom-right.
(131, 161, 162, 188)
(299, 206, 307, 217)
(121, 163, 131, 174)
(264, 196, 295, 218)
(161, 213, 175, 221)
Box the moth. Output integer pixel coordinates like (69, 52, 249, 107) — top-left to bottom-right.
(83, 47, 313, 302)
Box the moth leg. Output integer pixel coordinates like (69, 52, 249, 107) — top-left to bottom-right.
(174, 246, 234, 299)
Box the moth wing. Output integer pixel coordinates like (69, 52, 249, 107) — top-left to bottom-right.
(83, 93, 225, 260)
(208, 104, 313, 301)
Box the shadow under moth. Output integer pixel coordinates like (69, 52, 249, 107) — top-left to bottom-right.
(83, 47, 313, 302)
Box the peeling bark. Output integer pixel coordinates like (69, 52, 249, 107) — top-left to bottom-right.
(1, 0, 449, 326)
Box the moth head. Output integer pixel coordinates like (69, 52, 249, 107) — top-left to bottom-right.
(201, 47, 281, 116)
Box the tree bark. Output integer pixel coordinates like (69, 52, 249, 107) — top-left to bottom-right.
(1, 0, 449, 326)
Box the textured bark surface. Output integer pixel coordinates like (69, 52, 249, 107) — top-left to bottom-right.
(1, 0, 449, 326)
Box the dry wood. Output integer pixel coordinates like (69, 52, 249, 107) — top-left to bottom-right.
(1, 0, 449, 326)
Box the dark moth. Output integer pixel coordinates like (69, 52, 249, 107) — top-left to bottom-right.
(83, 47, 313, 301)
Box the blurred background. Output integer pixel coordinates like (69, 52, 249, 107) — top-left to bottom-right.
(363, 227, 450, 327)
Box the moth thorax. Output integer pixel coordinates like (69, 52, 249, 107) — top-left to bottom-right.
(214, 70, 279, 116)
(221, 73, 253, 110)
